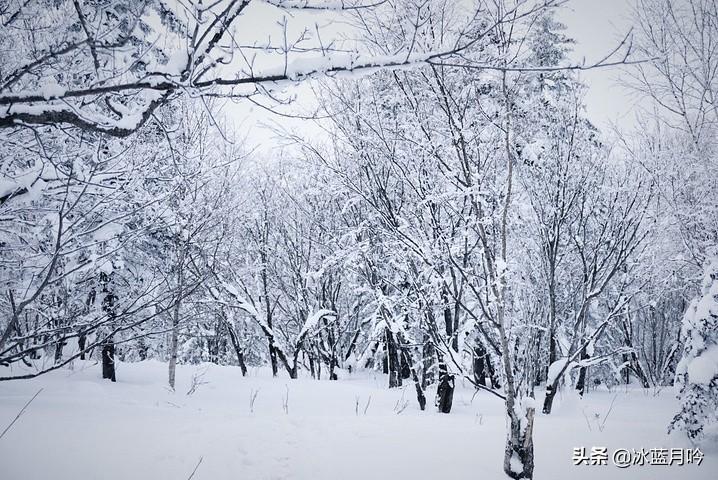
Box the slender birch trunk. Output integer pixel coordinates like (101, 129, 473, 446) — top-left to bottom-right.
(168, 245, 186, 390)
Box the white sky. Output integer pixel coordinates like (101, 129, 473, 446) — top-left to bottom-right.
(221, 0, 643, 153)
(556, 0, 643, 132)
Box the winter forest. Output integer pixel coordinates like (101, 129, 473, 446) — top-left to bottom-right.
(0, 0, 717, 479)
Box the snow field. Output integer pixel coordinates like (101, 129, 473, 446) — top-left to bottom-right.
(0, 361, 715, 480)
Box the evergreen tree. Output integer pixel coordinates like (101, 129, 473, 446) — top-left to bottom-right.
(670, 256, 718, 443)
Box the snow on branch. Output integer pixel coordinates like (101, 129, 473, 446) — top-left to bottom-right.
(297, 309, 337, 341)
(264, 0, 386, 10)
(0, 0, 641, 136)
(220, 282, 261, 319)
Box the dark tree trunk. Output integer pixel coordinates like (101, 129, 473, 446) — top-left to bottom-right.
(54, 339, 65, 364)
(102, 339, 116, 382)
(632, 355, 650, 388)
(441, 288, 459, 352)
(435, 362, 455, 413)
(290, 348, 301, 379)
(531, 330, 543, 388)
(386, 328, 402, 388)
(622, 353, 631, 384)
(624, 351, 650, 388)
(208, 337, 218, 365)
(278, 347, 300, 379)
(542, 383, 557, 414)
(364, 340, 380, 369)
(327, 341, 338, 380)
(473, 343, 487, 387)
(414, 379, 427, 410)
(259, 224, 278, 377)
(78, 333, 86, 360)
(486, 352, 501, 389)
(225, 321, 247, 376)
(436, 370, 455, 413)
(547, 323, 557, 376)
(344, 328, 361, 362)
(409, 363, 426, 411)
(137, 337, 148, 361)
(620, 311, 651, 388)
(30, 314, 40, 360)
(421, 339, 436, 389)
(400, 351, 411, 380)
(398, 339, 426, 411)
(322, 317, 339, 380)
(237, 351, 247, 376)
(309, 355, 316, 379)
(576, 349, 590, 396)
(268, 342, 279, 377)
(100, 272, 117, 382)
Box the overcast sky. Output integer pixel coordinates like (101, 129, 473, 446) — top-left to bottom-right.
(557, 0, 642, 131)
(224, 0, 643, 154)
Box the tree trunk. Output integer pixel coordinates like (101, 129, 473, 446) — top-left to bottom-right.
(78, 333, 86, 360)
(576, 349, 590, 396)
(327, 339, 339, 380)
(363, 340, 379, 369)
(344, 325, 362, 362)
(504, 407, 535, 479)
(329, 359, 338, 380)
(168, 316, 179, 389)
(442, 288, 459, 352)
(226, 321, 247, 376)
(542, 380, 558, 414)
(266, 341, 278, 376)
(486, 352, 501, 389)
(623, 348, 650, 388)
(409, 362, 427, 411)
(630, 353, 650, 388)
(435, 363, 455, 413)
(473, 343, 487, 387)
(168, 245, 186, 390)
(53, 339, 65, 364)
(137, 337, 148, 361)
(386, 328, 401, 388)
(275, 347, 297, 379)
(259, 225, 278, 377)
(236, 350, 247, 377)
(289, 361, 299, 379)
(322, 317, 339, 380)
(309, 355, 316, 379)
(547, 275, 557, 382)
(398, 338, 426, 410)
(102, 338, 116, 382)
(400, 351, 411, 379)
(100, 272, 117, 382)
(421, 337, 435, 388)
(436, 372, 455, 413)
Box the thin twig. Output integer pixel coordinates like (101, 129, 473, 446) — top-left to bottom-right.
(599, 394, 619, 431)
(363, 395, 371, 415)
(187, 456, 203, 480)
(0, 388, 43, 440)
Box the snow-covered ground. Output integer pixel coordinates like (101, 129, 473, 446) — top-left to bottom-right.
(0, 361, 714, 480)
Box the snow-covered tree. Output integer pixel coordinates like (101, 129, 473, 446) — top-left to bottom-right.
(310, 4, 641, 477)
(0, 0, 545, 136)
(622, 0, 718, 392)
(669, 256, 718, 443)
